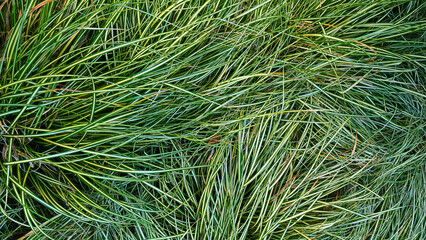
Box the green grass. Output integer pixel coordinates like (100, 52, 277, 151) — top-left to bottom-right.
(0, 0, 425, 239)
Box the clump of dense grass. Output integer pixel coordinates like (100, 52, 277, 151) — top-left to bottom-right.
(0, 0, 425, 239)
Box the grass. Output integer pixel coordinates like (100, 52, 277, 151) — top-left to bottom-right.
(0, 0, 425, 239)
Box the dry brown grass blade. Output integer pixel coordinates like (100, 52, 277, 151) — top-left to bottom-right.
(29, 0, 55, 14)
(0, 0, 8, 12)
(351, 133, 357, 157)
(271, 173, 300, 202)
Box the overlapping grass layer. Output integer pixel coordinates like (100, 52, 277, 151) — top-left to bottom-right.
(0, 0, 425, 239)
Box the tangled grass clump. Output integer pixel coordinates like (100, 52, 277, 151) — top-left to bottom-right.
(0, 0, 425, 239)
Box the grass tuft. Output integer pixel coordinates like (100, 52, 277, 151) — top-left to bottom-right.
(1, 0, 425, 239)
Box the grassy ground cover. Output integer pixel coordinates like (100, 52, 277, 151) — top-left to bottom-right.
(1, 0, 425, 239)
